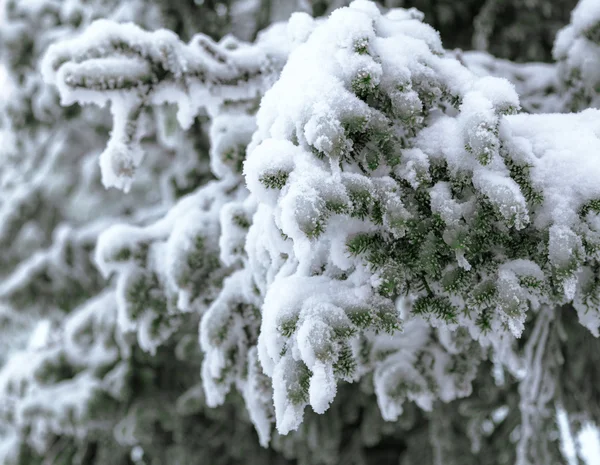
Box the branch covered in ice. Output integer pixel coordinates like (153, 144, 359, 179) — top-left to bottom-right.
(0, 292, 126, 455)
(42, 19, 292, 191)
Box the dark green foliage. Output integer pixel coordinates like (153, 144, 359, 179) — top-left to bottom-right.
(584, 21, 600, 44)
(503, 156, 544, 205)
(259, 170, 290, 190)
(580, 199, 600, 217)
(412, 295, 458, 323)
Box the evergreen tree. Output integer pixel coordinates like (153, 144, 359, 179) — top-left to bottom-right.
(2, 0, 600, 464)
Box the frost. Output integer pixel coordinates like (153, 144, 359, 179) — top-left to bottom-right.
(554, 0, 600, 111)
(43, 18, 292, 191)
(6, 0, 600, 463)
(240, 0, 600, 441)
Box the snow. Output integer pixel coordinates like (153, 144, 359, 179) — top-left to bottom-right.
(567, 0, 600, 36)
(503, 110, 600, 228)
(42, 16, 291, 191)
(579, 424, 600, 465)
(244, 0, 527, 433)
(5, 0, 600, 462)
(287, 12, 317, 47)
(0, 290, 124, 453)
(240, 0, 600, 441)
(553, 0, 600, 110)
(471, 169, 529, 229)
(461, 50, 560, 113)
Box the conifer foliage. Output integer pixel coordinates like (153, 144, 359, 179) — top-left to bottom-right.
(2, 0, 600, 464)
